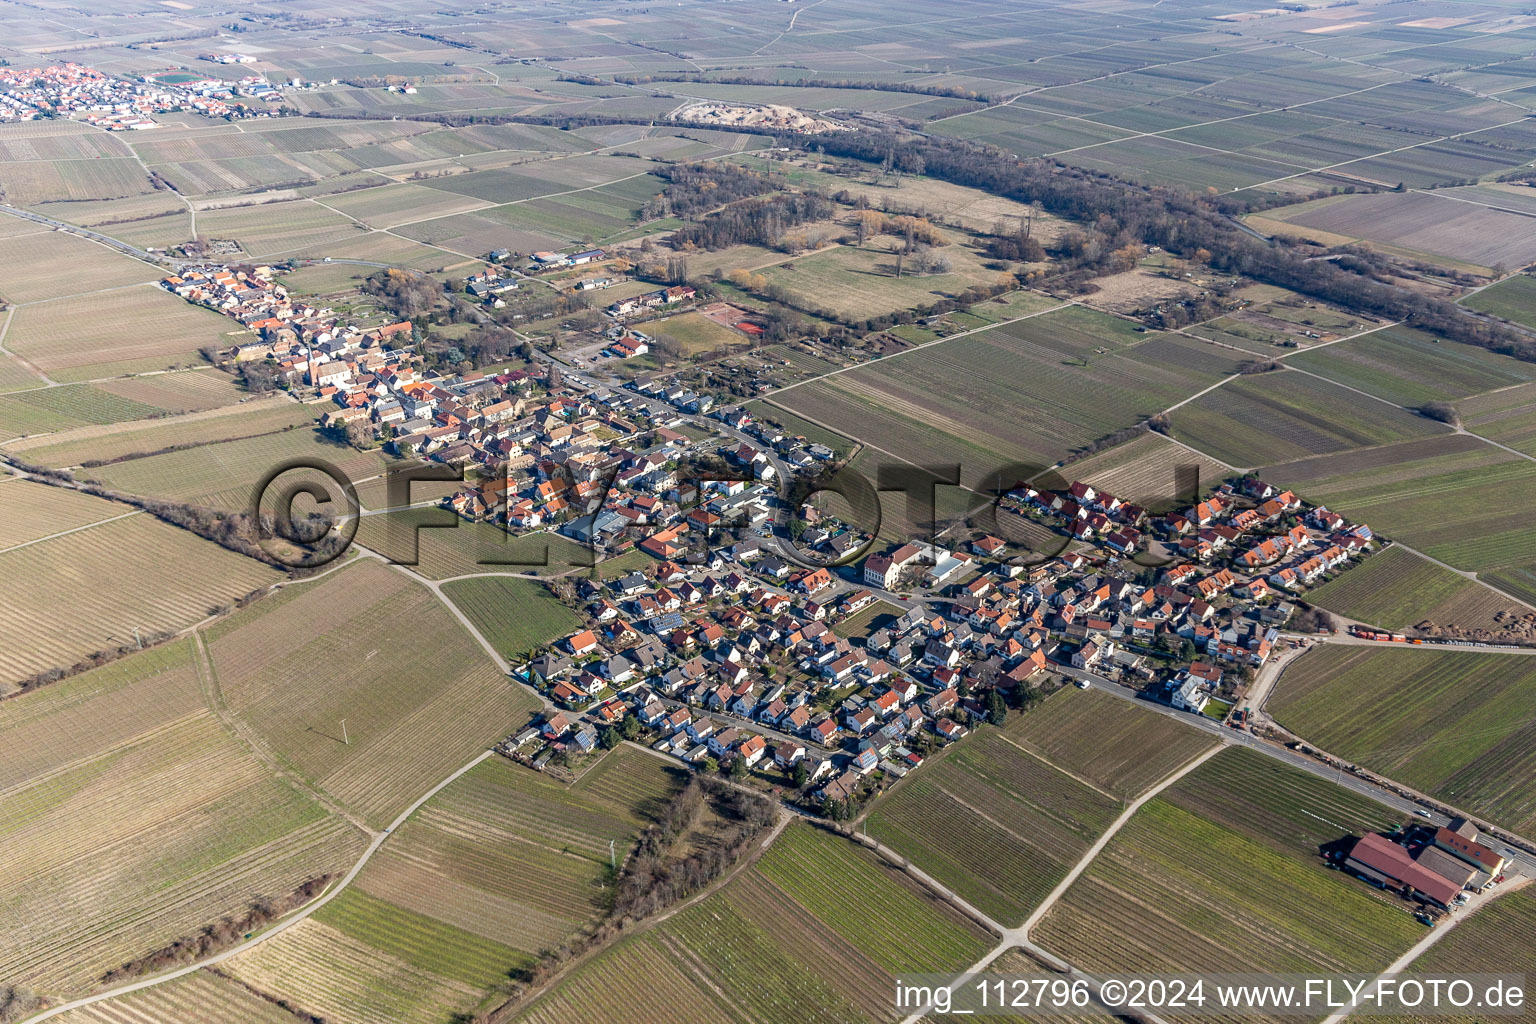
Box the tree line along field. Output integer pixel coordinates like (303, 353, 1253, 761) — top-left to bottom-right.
(1284, 325, 1536, 409)
(0, 501, 283, 689)
(774, 305, 1248, 490)
(0, 640, 366, 1001)
(1270, 645, 1536, 834)
(1262, 434, 1536, 604)
(514, 823, 994, 1024)
(1304, 545, 1528, 635)
(203, 559, 540, 828)
(215, 750, 686, 1024)
(1033, 748, 1424, 1003)
(441, 576, 584, 660)
(865, 688, 1215, 928)
(1168, 369, 1447, 469)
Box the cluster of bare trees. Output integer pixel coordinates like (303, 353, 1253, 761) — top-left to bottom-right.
(613, 777, 776, 921)
(485, 777, 775, 1022)
(808, 129, 1536, 360)
(0, 988, 40, 1024)
(647, 162, 777, 221)
(669, 193, 833, 251)
(363, 268, 444, 318)
(101, 875, 336, 984)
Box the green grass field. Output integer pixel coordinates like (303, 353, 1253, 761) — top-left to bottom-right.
(832, 599, 903, 639)
(1272, 645, 1536, 833)
(1034, 747, 1423, 981)
(754, 237, 1004, 322)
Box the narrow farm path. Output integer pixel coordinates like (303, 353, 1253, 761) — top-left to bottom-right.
(886, 743, 1225, 1024)
(1019, 742, 1222, 936)
(1318, 879, 1529, 1024)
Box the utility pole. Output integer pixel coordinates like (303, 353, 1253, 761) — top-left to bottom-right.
(609, 838, 616, 871)
(132, 626, 142, 649)
(341, 719, 349, 746)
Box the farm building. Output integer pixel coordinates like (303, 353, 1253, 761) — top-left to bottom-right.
(1344, 832, 1461, 908)
(1431, 818, 1506, 884)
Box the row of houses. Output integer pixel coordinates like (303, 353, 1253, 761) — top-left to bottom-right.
(607, 285, 696, 317)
